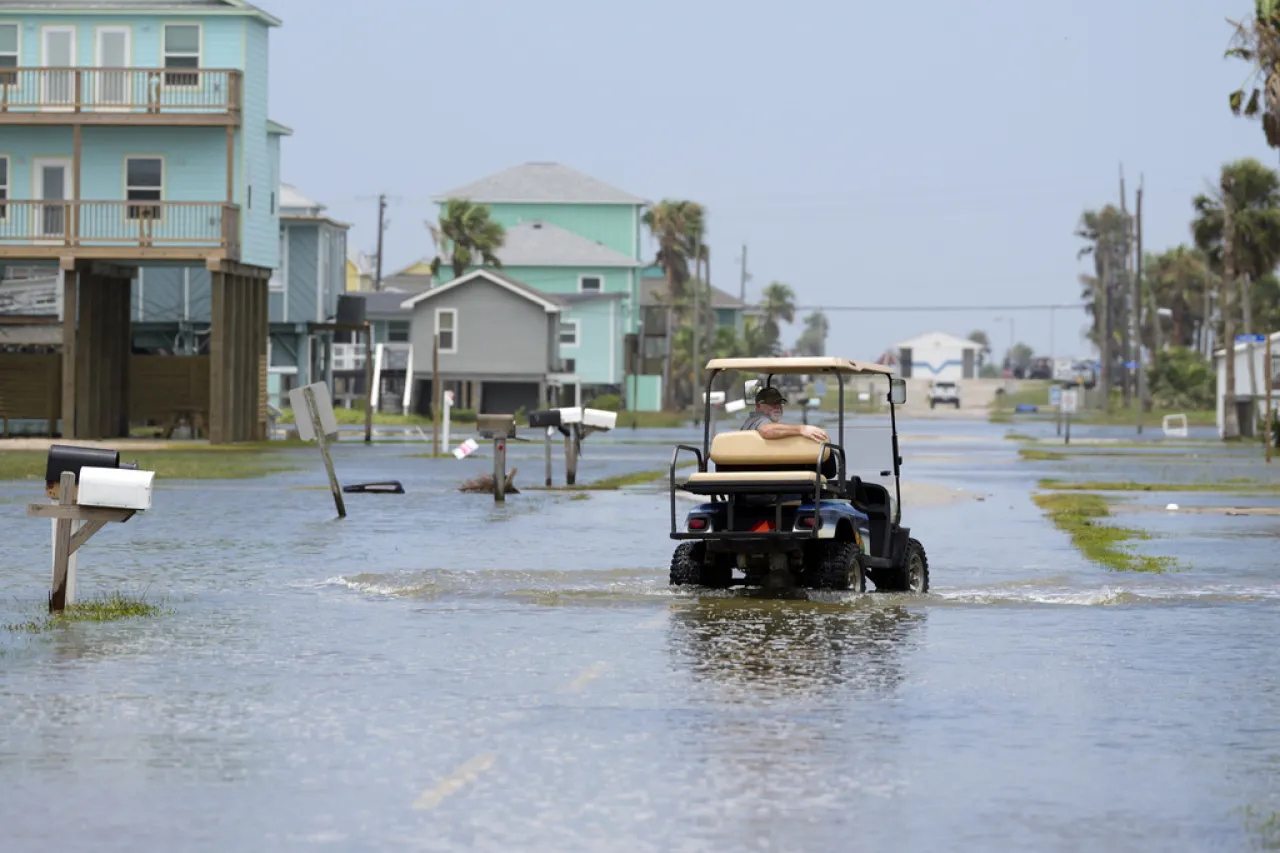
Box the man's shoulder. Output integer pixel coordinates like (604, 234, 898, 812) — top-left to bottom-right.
(739, 413, 769, 431)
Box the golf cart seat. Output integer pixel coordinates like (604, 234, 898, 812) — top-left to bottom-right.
(681, 432, 838, 496)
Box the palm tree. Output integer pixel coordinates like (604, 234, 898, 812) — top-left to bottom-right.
(428, 198, 505, 281)
(1227, 0, 1280, 147)
(1144, 246, 1209, 351)
(1191, 159, 1280, 439)
(642, 200, 705, 303)
(1077, 205, 1131, 404)
(758, 281, 797, 353)
(795, 311, 830, 357)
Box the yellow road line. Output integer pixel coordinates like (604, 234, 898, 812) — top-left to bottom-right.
(567, 661, 607, 692)
(412, 753, 496, 810)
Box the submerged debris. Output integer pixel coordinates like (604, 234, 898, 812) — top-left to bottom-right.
(460, 469, 520, 494)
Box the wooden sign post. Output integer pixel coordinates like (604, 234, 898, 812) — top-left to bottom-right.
(493, 437, 507, 503)
(289, 381, 345, 519)
(30, 471, 137, 612)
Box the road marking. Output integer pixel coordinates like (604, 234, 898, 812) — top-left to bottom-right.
(412, 753, 496, 810)
(567, 661, 607, 692)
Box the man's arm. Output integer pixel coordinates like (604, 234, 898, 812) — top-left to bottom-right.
(759, 422, 828, 443)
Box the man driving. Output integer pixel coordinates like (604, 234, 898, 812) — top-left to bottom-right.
(740, 386, 828, 443)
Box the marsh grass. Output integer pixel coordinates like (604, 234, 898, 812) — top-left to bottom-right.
(0, 448, 298, 481)
(1038, 478, 1280, 493)
(1032, 492, 1175, 573)
(5, 590, 170, 633)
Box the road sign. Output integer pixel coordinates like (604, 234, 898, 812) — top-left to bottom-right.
(1061, 388, 1079, 414)
(1124, 361, 1139, 370)
(814, 380, 828, 398)
(1049, 385, 1062, 406)
(1237, 334, 1268, 344)
(444, 390, 454, 406)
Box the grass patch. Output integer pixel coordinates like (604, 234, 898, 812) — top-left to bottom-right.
(1069, 406, 1217, 427)
(1038, 478, 1280, 493)
(613, 410, 695, 429)
(5, 590, 170, 633)
(1032, 492, 1174, 573)
(531, 460, 699, 491)
(1019, 447, 1067, 461)
(277, 406, 435, 428)
(0, 448, 298, 481)
(1004, 431, 1037, 442)
(989, 382, 1052, 410)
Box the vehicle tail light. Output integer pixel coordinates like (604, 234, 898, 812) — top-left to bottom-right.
(797, 515, 815, 529)
(688, 516, 709, 531)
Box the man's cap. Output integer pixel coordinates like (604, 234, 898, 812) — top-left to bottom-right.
(756, 386, 787, 405)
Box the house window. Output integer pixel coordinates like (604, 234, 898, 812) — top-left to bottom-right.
(0, 156, 7, 221)
(0, 24, 17, 86)
(270, 191, 276, 215)
(559, 319, 579, 347)
(163, 24, 200, 86)
(387, 321, 410, 343)
(124, 157, 162, 220)
(579, 275, 602, 293)
(435, 308, 457, 353)
(562, 358, 576, 373)
(269, 232, 286, 291)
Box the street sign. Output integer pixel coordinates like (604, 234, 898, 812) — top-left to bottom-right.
(1237, 334, 1268, 344)
(444, 390, 454, 406)
(1061, 388, 1079, 414)
(1049, 385, 1062, 406)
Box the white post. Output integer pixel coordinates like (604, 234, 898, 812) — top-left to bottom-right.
(370, 342, 385, 413)
(442, 389, 453, 452)
(402, 343, 415, 416)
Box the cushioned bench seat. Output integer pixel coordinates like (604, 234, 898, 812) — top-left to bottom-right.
(679, 431, 840, 496)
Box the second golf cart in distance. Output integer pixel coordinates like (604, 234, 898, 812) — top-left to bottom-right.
(669, 356, 929, 593)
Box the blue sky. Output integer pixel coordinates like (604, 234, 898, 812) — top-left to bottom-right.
(264, 0, 1275, 361)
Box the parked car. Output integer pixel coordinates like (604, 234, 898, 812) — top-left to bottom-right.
(928, 380, 961, 409)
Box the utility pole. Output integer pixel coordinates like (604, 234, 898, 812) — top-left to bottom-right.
(691, 234, 703, 422)
(739, 244, 748, 302)
(374, 193, 387, 292)
(1135, 175, 1145, 435)
(1223, 172, 1241, 439)
(1119, 166, 1132, 406)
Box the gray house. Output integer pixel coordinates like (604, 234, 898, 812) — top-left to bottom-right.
(399, 268, 567, 415)
(130, 182, 348, 410)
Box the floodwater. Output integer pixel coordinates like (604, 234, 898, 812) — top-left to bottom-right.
(2, 417, 1280, 852)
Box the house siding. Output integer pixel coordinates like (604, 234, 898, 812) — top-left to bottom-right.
(238, 18, 274, 269)
(485, 203, 639, 258)
(287, 224, 318, 324)
(407, 279, 554, 378)
(559, 300, 622, 387)
(9, 15, 246, 68)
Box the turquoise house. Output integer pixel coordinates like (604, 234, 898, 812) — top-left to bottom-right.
(0, 0, 287, 441)
(430, 162, 663, 410)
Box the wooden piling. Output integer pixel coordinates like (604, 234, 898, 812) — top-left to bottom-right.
(544, 427, 552, 487)
(49, 471, 75, 612)
(493, 437, 507, 503)
(565, 426, 579, 486)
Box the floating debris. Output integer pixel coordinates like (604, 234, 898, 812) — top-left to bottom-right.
(460, 469, 520, 495)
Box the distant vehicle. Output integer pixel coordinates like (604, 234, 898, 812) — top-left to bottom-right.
(1027, 357, 1053, 380)
(928, 380, 960, 409)
(1052, 357, 1076, 383)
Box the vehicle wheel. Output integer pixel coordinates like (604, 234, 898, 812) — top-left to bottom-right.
(873, 537, 930, 593)
(669, 542, 732, 588)
(802, 541, 865, 592)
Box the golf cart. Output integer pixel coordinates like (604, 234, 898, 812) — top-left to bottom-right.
(668, 356, 929, 593)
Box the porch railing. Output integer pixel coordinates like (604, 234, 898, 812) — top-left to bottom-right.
(0, 68, 242, 118)
(0, 201, 239, 253)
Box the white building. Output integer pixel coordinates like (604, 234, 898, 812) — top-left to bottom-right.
(894, 331, 982, 381)
(1215, 332, 1280, 438)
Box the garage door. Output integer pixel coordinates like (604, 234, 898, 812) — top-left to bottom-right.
(481, 382, 539, 415)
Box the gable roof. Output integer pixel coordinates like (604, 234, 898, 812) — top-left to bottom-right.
(894, 331, 982, 351)
(433, 162, 648, 205)
(279, 183, 323, 215)
(399, 268, 567, 313)
(0, 0, 282, 25)
(639, 276, 747, 310)
(481, 221, 641, 268)
(267, 120, 293, 136)
(389, 258, 435, 278)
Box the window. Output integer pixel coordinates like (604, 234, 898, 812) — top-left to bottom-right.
(270, 191, 276, 215)
(163, 24, 200, 86)
(269, 232, 286, 291)
(0, 24, 17, 86)
(0, 156, 7, 221)
(387, 321, 410, 343)
(579, 275, 602, 293)
(562, 358, 576, 373)
(559, 319, 579, 347)
(435, 308, 457, 353)
(125, 157, 162, 220)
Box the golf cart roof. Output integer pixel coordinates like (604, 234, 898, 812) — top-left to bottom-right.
(703, 357, 894, 376)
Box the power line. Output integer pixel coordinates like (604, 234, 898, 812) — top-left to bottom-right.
(793, 303, 1088, 312)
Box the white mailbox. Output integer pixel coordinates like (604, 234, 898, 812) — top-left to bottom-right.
(76, 467, 155, 511)
(557, 406, 584, 425)
(581, 408, 617, 430)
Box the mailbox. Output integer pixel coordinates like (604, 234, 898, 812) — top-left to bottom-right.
(477, 414, 517, 440)
(77, 468, 155, 512)
(557, 407, 583, 425)
(580, 408, 617, 430)
(528, 409, 562, 429)
(44, 444, 138, 500)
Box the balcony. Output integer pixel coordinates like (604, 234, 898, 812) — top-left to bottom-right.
(0, 201, 240, 262)
(0, 68, 242, 126)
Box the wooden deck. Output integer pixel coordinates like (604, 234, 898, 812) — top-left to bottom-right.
(0, 68, 241, 126)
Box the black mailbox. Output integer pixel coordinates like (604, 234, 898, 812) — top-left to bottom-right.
(46, 445, 120, 486)
(528, 409, 562, 429)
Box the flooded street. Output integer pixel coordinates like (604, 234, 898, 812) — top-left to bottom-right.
(3, 418, 1280, 852)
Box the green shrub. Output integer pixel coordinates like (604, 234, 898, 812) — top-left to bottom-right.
(1148, 347, 1215, 410)
(588, 394, 622, 411)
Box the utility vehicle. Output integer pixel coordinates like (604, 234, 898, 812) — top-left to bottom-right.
(928, 380, 960, 409)
(668, 357, 929, 593)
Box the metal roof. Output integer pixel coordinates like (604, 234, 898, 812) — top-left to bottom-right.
(433, 162, 648, 205)
(440, 221, 641, 269)
(704, 357, 894, 376)
(399, 268, 567, 313)
(0, 0, 281, 25)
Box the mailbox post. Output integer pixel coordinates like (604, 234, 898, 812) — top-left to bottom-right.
(30, 445, 152, 612)
(528, 409, 563, 486)
(477, 414, 517, 503)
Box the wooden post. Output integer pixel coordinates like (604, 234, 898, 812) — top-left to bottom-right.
(565, 425, 579, 486)
(432, 333, 441, 457)
(363, 322, 374, 444)
(1267, 332, 1273, 464)
(61, 267, 77, 439)
(1065, 412, 1071, 446)
(493, 437, 507, 503)
(304, 385, 346, 519)
(49, 471, 75, 612)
